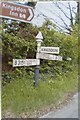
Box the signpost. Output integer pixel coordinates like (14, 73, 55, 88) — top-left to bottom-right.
(36, 53, 62, 61)
(40, 47, 59, 54)
(12, 31, 62, 87)
(13, 59, 40, 67)
(0, 2, 34, 22)
(34, 31, 43, 87)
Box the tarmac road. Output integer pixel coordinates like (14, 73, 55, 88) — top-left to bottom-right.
(40, 93, 78, 118)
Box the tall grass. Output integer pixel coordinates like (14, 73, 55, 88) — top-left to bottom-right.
(2, 68, 78, 117)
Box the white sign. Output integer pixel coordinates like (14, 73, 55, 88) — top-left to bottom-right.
(40, 47, 59, 54)
(13, 59, 40, 67)
(36, 53, 62, 61)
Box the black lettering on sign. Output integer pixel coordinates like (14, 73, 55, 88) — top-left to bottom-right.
(14, 60, 17, 65)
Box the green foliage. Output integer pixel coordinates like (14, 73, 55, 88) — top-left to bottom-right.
(2, 19, 78, 84)
(2, 21, 38, 62)
(2, 69, 78, 117)
(1, 19, 78, 117)
(39, 21, 78, 74)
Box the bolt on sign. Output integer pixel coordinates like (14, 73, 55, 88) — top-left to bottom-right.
(0, 2, 34, 23)
(13, 59, 40, 67)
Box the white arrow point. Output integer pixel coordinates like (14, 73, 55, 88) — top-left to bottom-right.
(27, 8, 34, 21)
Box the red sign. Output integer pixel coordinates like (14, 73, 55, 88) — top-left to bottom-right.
(0, 2, 34, 23)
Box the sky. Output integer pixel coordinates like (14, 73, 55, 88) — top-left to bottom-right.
(2, 1, 77, 32)
(31, 1, 77, 32)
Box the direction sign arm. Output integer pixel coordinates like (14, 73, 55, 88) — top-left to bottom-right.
(34, 31, 43, 87)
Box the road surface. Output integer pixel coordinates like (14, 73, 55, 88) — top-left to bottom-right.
(40, 93, 78, 118)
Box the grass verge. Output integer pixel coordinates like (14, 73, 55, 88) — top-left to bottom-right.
(2, 69, 78, 118)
